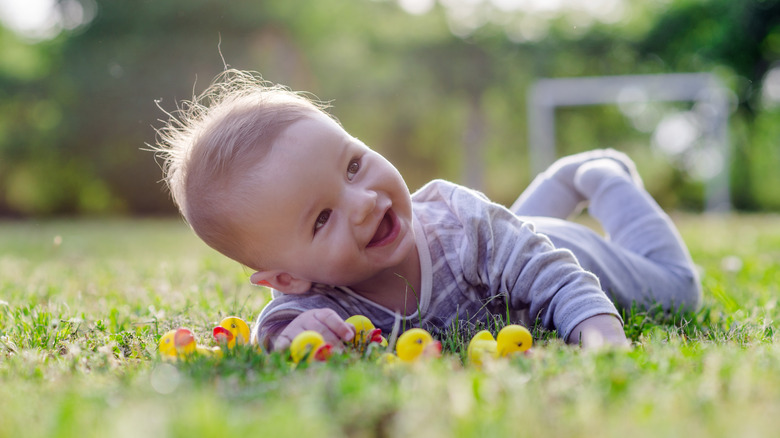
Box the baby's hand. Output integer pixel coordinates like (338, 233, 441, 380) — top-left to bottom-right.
(567, 314, 630, 349)
(273, 308, 355, 351)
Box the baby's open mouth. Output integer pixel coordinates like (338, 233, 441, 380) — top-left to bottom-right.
(368, 210, 398, 247)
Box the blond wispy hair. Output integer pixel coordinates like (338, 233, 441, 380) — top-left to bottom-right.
(152, 69, 332, 269)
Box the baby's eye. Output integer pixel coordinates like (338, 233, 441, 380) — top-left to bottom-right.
(314, 210, 331, 233)
(347, 158, 360, 180)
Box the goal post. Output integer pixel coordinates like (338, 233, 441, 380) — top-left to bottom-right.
(527, 73, 731, 211)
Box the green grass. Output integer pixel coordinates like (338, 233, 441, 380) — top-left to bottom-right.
(1, 214, 779, 438)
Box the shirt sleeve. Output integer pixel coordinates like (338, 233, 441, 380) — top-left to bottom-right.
(449, 186, 621, 341)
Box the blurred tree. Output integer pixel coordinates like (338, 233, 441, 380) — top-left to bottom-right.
(0, 0, 475, 214)
(0, 0, 778, 215)
(0, 24, 71, 216)
(636, 0, 780, 209)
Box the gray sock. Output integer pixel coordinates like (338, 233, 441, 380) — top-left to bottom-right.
(573, 158, 633, 201)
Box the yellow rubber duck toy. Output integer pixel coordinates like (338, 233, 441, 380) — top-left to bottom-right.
(290, 330, 333, 364)
(467, 330, 498, 368)
(212, 316, 251, 349)
(496, 324, 533, 356)
(345, 315, 387, 350)
(395, 328, 442, 362)
(158, 327, 221, 359)
(467, 324, 533, 367)
(158, 328, 187, 359)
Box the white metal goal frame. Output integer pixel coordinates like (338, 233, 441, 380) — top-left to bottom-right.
(527, 73, 731, 211)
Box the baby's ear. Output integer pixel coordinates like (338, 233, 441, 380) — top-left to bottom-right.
(250, 271, 312, 295)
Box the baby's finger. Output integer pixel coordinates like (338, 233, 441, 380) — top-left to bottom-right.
(312, 309, 354, 342)
(302, 318, 346, 348)
(275, 319, 341, 352)
(318, 330, 345, 350)
(272, 331, 294, 351)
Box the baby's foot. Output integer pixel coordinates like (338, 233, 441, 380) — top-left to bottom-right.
(573, 158, 636, 200)
(513, 148, 643, 218)
(543, 148, 643, 193)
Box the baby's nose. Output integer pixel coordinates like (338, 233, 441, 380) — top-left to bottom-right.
(350, 189, 378, 225)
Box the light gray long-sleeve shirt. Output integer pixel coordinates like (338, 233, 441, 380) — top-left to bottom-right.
(252, 179, 620, 349)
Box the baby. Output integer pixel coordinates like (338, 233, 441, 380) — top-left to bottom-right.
(154, 70, 702, 351)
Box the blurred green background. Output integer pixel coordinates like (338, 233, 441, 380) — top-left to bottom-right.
(0, 0, 778, 217)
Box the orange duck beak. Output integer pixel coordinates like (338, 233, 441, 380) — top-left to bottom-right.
(313, 344, 333, 362)
(369, 328, 383, 344)
(212, 326, 234, 346)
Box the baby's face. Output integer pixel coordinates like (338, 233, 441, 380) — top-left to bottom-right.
(241, 112, 416, 289)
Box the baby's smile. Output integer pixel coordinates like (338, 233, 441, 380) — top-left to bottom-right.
(368, 209, 399, 248)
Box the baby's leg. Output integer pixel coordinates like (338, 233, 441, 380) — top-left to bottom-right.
(512, 149, 700, 312)
(568, 159, 702, 312)
(511, 149, 643, 219)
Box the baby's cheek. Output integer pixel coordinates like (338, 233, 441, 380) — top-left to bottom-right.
(331, 255, 364, 282)
(314, 247, 359, 282)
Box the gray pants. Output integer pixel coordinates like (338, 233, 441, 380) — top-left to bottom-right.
(511, 155, 702, 313)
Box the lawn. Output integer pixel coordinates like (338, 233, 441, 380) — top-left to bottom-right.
(1, 214, 779, 438)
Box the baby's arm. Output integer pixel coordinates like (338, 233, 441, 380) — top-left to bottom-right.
(271, 308, 355, 351)
(447, 186, 624, 345)
(567, 314, 629, 348)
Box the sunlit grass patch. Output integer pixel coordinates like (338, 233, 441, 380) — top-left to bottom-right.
(1, 214, 779, 437)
